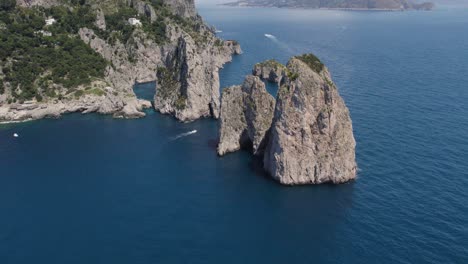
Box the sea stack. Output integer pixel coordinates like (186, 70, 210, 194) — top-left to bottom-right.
(218, 54, 357, 185)
(252, 59, 286, 84)
(217, 75, 275, 156)
(264, 54, 357, 185)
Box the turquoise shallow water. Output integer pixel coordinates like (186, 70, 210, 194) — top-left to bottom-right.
(1, 6, 468, 263)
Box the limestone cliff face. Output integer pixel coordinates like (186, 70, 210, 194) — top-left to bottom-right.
(2, 0, 241, 123)
(0, 88, 152, 122)
(130, 0, 158, 22)
(16, 0, 60, 7)
(154, 31, 239, 122)
(217, 76, 275, 156)
(79, 27, 161, 93)
(163, 0, 197, 18)
(218, 54, 357, 185)
(82, 1, 241, 122)
(264, 56, 357, 185)
(252, 59, 285, 84)
(225, 40, 243, 55)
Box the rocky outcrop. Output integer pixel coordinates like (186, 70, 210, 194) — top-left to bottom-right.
(130, 0, 158, 22)
(218, 54, 357, 185)
(412, 2, 434, 10)
(163, 0, 197, 18)
(81, 23, 239, 122)
(0, 90, 152, 123)
(264, 55, 356, 185)
(79, 27, 161, 92)
(252, 59, 285, 84)
(16, 0, 60, 7)
(95, 9, 107, 30)
(3, 0, 241, 123)
(154, 32, 241, 122)
(225, 40, 243, 55)
(218, 75, 275, 156)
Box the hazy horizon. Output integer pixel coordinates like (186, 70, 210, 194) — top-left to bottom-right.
(195, 0, 468, 8)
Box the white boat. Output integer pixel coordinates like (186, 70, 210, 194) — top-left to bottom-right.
(13, 133, 19, 138)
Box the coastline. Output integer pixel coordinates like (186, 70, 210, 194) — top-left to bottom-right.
(0, 94, 153, 125)
(0, 118, 33, 125)
(220, 4, 433, 11)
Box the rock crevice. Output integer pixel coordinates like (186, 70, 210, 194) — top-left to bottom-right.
(217, 75, 275, 156)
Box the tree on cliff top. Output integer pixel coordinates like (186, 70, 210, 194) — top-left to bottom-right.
(0, 0, 16, 11)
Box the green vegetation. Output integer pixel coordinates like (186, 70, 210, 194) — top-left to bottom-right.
(0, 79, 4, 94)
(245, 96, 255, 110)
(278, 84, 290, 96)
(174, 95, 187, 110)
(256, 59, 285, 70)
(74, 87, 105, 98)
(156, 66, 179, 99)
(141, 16, 167, 44)
(144, 0, 211, 45)
(0, 0, 16, 11)
(171, 14, 203, 39)
(44, 4, 96, 34)
(85, 87, 106, 96)
(104, 7, 139, 44)
(0, 6, 108, 101)
(286, 69, 299, 81)
(74, 90, 84, 98)
(214, 39, 224, 47)
(295, 53, 324, 73)
(0, 0, 212, 101)
(324, 77, 335, 88)
(101, 3, 168, 44)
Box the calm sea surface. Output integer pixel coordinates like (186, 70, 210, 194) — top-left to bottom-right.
(1, 6, 467, 263)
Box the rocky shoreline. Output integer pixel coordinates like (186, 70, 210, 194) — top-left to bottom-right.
(0, 0, 241, 123)
(0, 94, 152, 124)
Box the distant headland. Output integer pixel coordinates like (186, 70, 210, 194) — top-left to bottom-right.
(223, 0, 435, 11)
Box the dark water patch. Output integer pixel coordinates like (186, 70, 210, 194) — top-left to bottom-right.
(133, 81, 156, 101)
(263, 80, 279, 96)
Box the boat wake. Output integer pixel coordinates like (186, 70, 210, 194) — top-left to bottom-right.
(170, 130, 197, 141)
(264, 33, 294, 53)
(264, 33, 276, 40)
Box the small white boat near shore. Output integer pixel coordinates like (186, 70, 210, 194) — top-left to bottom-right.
(13, 133, 19, 138)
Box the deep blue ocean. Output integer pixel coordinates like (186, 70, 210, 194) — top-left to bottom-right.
(1, 6, 468, 263)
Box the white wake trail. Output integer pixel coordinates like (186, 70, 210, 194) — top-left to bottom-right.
(170, 130, 197, 141)
(264, 33, 294, 53)
(264, 34, 276, 40)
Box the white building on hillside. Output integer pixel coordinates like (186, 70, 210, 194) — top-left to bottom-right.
(45, 17, 57, 26)
(128, 18, 142, 27)
(35, 30, 52, 37)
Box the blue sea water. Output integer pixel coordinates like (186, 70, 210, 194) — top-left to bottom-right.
(1, 6, 468, 264)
